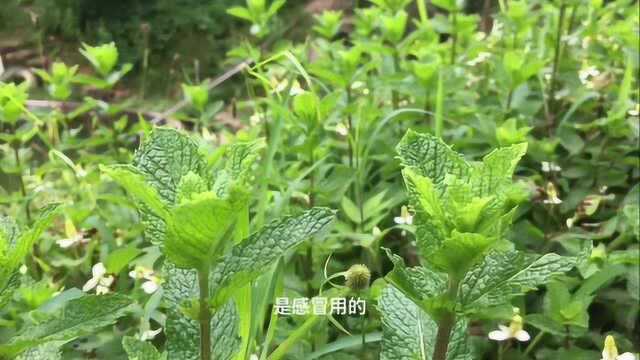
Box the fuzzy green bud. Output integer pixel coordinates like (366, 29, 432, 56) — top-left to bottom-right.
(345, 264, 371, 291)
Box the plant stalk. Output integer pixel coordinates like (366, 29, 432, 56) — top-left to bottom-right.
(450, 10, 458, 65)
(432, 278, 460, 360)
(547, 3, 566, 132)
(13, 146, 31, 222)
(198, 267, 212, 360)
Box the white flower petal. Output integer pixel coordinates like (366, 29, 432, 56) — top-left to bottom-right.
(92, 263, 106, 278)
(405, 216, 413, 225)
(96, 285, 110, 295)
(82, 277, 99, 292)
(142, 280, 159, 294)
(57, 238, 76, 248)
(618, 353, 636, 360)
(393, 217, 405, 225)
(129, 270, 138, 279)
(488, 329, 510, 341)
(141, 327, 162, 341)
(515, 330, 531, 342)
(101, 275, 115, 287)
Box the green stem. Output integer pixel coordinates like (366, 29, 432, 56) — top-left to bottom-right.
(450, 11, 458, 65)
(524, 331, 546, 356)
(505, 88, 513, 114)
(432, 278, 460, 360)
(269, 314, 321, 360)
(435, 70, 444, 138)
(198, 267, 212, 360)
(346, 87, 354, 169)
(548, 3, 566, 132)
(13, 146, 31, 223)
(269, 289, 349, 360)
(392, 50, 400, 110)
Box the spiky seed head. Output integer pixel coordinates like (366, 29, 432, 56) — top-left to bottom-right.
(345, 264, 371, 291)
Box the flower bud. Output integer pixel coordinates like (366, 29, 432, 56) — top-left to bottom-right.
(345, 264, 371, 291)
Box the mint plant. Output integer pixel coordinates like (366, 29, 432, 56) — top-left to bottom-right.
(102, 127, 335, 360)
(379, 130, 579, 360)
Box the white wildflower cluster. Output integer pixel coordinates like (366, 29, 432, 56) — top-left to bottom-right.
(83, 263, 114, 295)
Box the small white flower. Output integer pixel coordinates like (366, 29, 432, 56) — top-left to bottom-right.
(394, 206, 413, 225)
(372, 226, 382, 237)
(289, 80, 304, 96)
(579, 66, 600, 87)
(543, 197, 562, 205)
(351, 81, 364, 90)
(270, 77, 288, 94)
(335, 123, 349, 136)
(141, 280, 160, 294)
(601, 335, 636, 360)
(83, 263, 114, 295)
(249, 112, 262, 126)
(466, 52, 491, 66)
(140, 328, 162, 341)
(19, 264, 28, 274)
(56, 233, 87, 249)
(250, 24, 261, 35)
(129, 266, 161, 294)
(362, 88, 370, 95)
(541, 161, 562, 173)
(628, 103, 639, 117)
(57, 218, 90, 249)
(488, 312, 530, 343)
(543, 182, 562, 205)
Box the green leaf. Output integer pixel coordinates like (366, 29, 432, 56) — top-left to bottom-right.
(164, 192, 240, 269)
(15, 343, 62, 360)
(226, 7, 253, 22)
(101, 165, 170, 220)
(430, 231, 495, 279)
(459, 250, 576, 310)
(176, 172, 209, 204)
(574, 265, 626, 300)
(105, 245, 143, 274)
(213, 139, 265, 197)
(396, 130, 470, 196)
(341, 196, 362, 224)
(163, 261, 197, 306)
(122, 336, 164, 360)
(0, 294, 132, 358)
(379, 286, 471, 360)
(292, 91, 320, 121)
(210, 207, 335, 307)
(8, 204, 61, 271)
(383, 248, 447, 310)
(133, 127, 206, 245)
(0, 270, 19, 309)
(80, 42, 119, 76)
(379, 285, 436, 360)
(545, 281, 591, 328)
(0, 205, 61, 308)
(165, 309, 199, 360)
(166, 301, 240, 360)
(468, 143, 527, 198)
